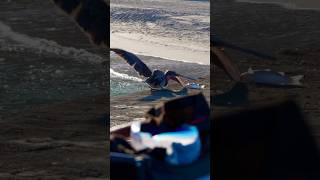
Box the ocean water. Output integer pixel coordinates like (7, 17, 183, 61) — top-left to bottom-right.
(0, 20, 150, 116)
(0, 20, 107, 115)
(110, 68, 148, 96)
(0, 18, 144, 115)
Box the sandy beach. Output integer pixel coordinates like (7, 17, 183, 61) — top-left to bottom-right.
(111, 32, 209, 64)
(110, 0, 210, 64)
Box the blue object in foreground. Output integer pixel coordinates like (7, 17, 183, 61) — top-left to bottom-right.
(130, 122, 201, 165)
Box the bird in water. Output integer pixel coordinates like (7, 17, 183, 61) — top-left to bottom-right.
(50, 1, 200, 91)
(111, 48, 196, 90)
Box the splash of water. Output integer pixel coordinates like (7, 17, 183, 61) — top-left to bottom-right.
(0, 21, 104, 63)
(110, 68, 143, 82)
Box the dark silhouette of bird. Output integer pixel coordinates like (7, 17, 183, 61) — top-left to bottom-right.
(111, 48, 196, 90)
(211, 33, 276, 81)
(52, 0, 109, 48)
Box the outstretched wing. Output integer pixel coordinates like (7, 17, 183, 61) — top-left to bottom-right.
(52, 0, 109, 48)
(211, 46, 241, 81)
(110, 48, 152, 78)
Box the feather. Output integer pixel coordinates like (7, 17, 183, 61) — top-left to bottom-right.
(110, 48, 152, 78)
(211, 46, 241, 81)
(52, 0, 109, 48)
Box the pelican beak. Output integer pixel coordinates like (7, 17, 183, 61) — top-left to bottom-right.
(169, 75, 185, 87)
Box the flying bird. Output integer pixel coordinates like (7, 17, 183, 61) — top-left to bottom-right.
(111, 48, 196, 90)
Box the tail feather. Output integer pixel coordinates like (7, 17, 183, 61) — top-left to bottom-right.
(290, 75, 304, 86)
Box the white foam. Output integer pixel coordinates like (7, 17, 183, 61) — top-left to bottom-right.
(110, 68, 143, 82)
(0, 21, 104, 63)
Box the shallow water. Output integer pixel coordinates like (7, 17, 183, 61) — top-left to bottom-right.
(110, 66, 147, 96)
(110, 0, 210, 64)
(110, 53, 209, 96)
(110, 0, 210, 95)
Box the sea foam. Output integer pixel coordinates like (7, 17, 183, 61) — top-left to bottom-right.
(0, 21, 104, 64)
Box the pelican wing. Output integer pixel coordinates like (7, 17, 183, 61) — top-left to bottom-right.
(211, 46, 241, 82)
(111, 48, 152, 78)
(52, 0, 109, 48)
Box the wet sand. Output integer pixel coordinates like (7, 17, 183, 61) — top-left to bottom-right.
(0, 95, 108, 179)
(111, 53, 210, 96)
(110, 50, 210, 127)
(111, 0, 210, 64)
(110, 75, 210, 127)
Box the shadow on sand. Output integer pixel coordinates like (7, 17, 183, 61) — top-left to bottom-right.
(213, 100, 320, 179)
(139, 88, 189, 102)
(212, 82, 249, 107)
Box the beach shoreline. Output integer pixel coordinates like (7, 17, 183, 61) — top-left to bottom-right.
(110, 0, 210, 65)
(111, 32, 210, 65)
(110, 75, 210, 128)
(110, 51, 210, 127)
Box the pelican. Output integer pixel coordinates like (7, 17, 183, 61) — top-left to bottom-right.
(111, 48, 196, 90)
(51, 1, 197, 91)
